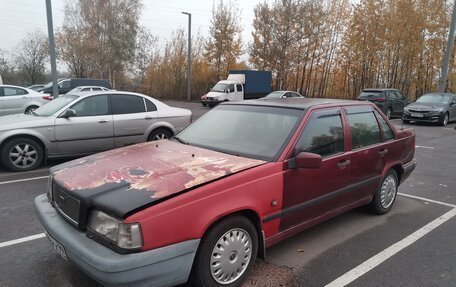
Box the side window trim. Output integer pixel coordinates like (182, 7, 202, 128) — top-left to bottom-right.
(344, 107, 382, 150)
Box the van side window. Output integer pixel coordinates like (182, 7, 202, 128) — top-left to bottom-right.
(236, 84, 242, 92)
(59, 80, 71, 89)
(296, 110, 344, 157)
(229, 85, 235, 93)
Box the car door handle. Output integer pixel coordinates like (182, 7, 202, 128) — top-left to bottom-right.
(98, 119, 108, 123)
(378, 148, 389, 157)
(337, 159, 351, 169)
(145, 116, 154, 120)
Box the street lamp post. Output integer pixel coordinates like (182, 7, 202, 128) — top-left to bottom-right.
(45, 0, 59, 98)
(182, 12, 192, 101)
(439, 0, 456, 93)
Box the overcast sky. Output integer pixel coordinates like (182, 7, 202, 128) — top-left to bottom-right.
(0, 0, 262, 61)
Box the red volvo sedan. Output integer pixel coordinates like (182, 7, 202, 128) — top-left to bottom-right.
(35, 98, 416, 287)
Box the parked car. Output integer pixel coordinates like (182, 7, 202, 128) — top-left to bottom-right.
(0, 85, 52, 116)
(0, 91, 191, 171)
(263, 90, 304, 99)
(38, 78, 112, 96)
(402, 93, 456, 126)
(67, 86, 111, 94)
(27, 84, 45, 91)
(35, 98, 416, 287)
(358, 88, 408, 119)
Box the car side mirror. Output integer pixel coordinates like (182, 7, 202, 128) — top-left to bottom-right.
(61, 109, 76, 118)
(289, 152, 322, 169)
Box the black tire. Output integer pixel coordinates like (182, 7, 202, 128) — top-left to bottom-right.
(202, 102, 208, 107)
(1, 137, 44, 172)
(369, 170, 398, 215)
(190, 215, 258, 287)
(25, 105, 39, 114)
(386, 107, 392, 119)
(147, 128, 172, 141)
(440, 112, 449, 126)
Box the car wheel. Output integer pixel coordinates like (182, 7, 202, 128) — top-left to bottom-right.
(369, 170, 398, 215)
(386, 107, 392, 119)
(190, 215, 258, 287)
(147, 128, 172, 141)
(440, 112, 449, 126)
(25, 105, 39, 114)
(202, 102, 207, 107)
(1, 137, 44, 172)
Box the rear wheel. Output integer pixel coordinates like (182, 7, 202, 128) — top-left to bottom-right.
(190, 215, 258, 287)
(369, 170, 398, 214)
(1, 137, 44, 172)
(25, 105, 39, 114)
(147, 128, 172, 141)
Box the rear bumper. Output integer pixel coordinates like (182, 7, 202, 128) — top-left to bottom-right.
(401, 159, 417, 184)
(34, 194, 200, 287)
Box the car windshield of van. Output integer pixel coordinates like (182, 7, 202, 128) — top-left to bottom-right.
(211, 83, 229, 93)
(417, 94, 450, 104)
(34, 95, 78, 117)
(42, 78, 66, 89)
(176, 105, 303, 161)
(359, 91, 383, 99)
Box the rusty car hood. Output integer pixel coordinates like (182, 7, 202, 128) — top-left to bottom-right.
(50, 140, 266, 218)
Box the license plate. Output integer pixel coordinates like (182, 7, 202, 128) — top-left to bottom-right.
(45, 231, 68, 260)
(411, 113, 424, 118)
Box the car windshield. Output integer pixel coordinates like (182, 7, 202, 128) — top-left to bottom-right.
(264, 91, 284, 98)
(211, 83, 229, 93)
(176, 105, 303, 161)
(359, 91, 383, 99)
(417, 94, 450, 104)
(34, 95, 78, 117)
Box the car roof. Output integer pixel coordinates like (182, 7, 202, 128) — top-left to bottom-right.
(74, 86, 109, 89)
(223, 98, 367, 110)
(362, 88, 398, 92)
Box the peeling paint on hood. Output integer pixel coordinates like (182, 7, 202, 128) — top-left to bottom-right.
(50, 140, 266, 217)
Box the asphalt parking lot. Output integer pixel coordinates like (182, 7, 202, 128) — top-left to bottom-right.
(0, 101, 455, 287)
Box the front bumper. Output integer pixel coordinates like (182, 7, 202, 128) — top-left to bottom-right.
(402, 111, 443, 123)
(34, 194, 200, 287)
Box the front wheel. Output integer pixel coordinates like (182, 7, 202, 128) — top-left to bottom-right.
(190, 215, 258, 287)
(369, 170, 398, 215)
(440, 112, 449, 126)
(147, 128, 172, 141)
(1, 137, 44, 172)
(25, 105, 39, 114)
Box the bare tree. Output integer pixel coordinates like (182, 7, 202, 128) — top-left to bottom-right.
(205, 0, 243, 79)
(15, 30, 48, 84)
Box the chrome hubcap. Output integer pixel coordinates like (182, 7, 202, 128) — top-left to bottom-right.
(444, 114, 449, 125)
(387, 109, 391, 118)
(153, 133, 168, 141)
(210, 228, 252, 284)
(380, 175, 397, 209)
(9, 143, 38, 168)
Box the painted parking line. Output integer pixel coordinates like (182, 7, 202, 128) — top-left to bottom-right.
(398, 193, 456, 208)
(325, 199, 456, 287)
(0, 233, 46, 248)
(415, 145, 435, 149)
(0, 176, 48, 186)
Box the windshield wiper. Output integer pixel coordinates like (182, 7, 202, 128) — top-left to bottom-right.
(172, 136, 189, 145)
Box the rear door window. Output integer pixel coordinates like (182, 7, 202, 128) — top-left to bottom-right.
(111, 94, 146, 114)
(359, 91, 383, 100)
(346, 107, 381, 149)
(4, 87, 28, 96)
(296, 109, 344, 157)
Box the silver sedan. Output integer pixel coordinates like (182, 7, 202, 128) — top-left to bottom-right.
(0, 85, 52, 115)
(0, 91, 192, 171)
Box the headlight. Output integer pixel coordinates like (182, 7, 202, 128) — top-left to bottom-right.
(429, 108, 443, 112)
(87, 210, 143, 251)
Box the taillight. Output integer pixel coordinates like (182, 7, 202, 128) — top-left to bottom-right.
(42, 96, 53, 100)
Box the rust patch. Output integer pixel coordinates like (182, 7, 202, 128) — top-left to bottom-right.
(52, 140, 265, 200)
